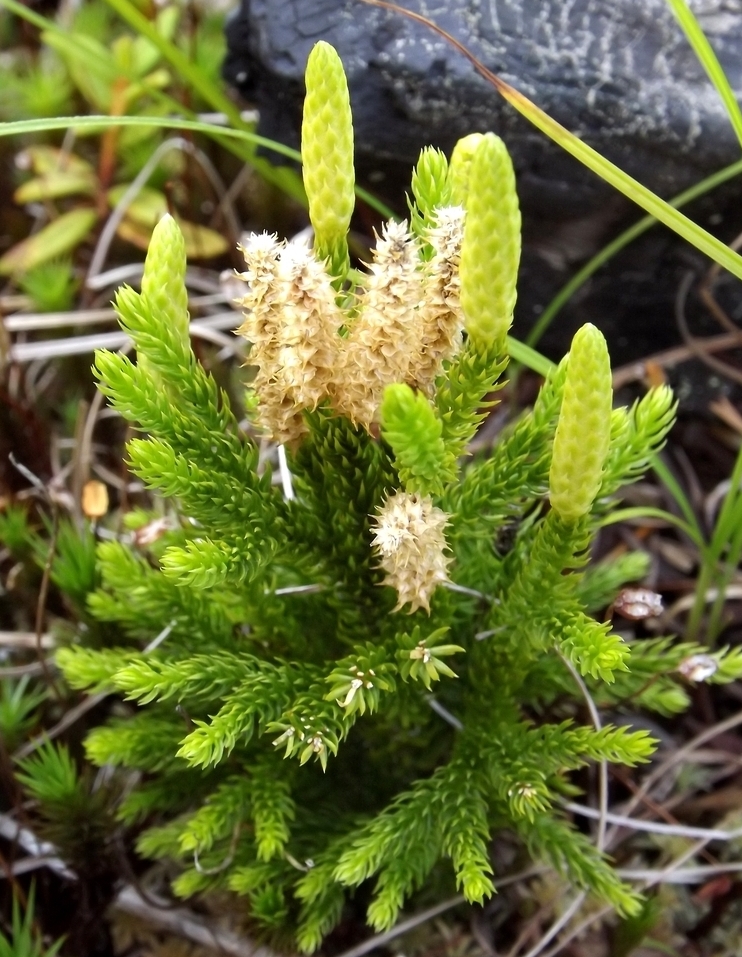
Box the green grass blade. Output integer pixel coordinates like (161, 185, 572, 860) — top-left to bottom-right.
(600, 506, 705, 551)
(705, 439, 742, 564)
(0, 113, 299, 155)
(499, 86, 742, 281)
(651, 455, 705, 546)
(506, 336, 555, 377)
(689, 439, 742, 639)
(0, 115, 395, 219)
(706, 492, 742, 640)
(527, 157, 742, 346)
(362, 1, 742, 282)
(665, 0, 742, 150)
(0, 0, 55, 32)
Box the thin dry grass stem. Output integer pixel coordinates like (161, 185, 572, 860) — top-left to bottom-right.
(619, 862, 742, 882)
(709, 397, 742, 442)
(86, 137, 240, 287)
(0, 661, 49, 678)
(442, 581, 496, 603)
(8, 314, 238, 363)
(0, 632, 54, 649)
(672, 444, 706, 517)
(534, 902, 613, 957)
(611, 331, 742, 389)
(71, 398, 90, 525)
(565, 801, 742, 841)
(25, 360, 58, 405)
(79, 370, 119, 517)
(4, 293, 228, 333)
(559, 652, 608, 852)
(426, 695, 464, 731)
(268, 584, 325, 597)
(335, 869, 546, 957)
(91, 460, 143, 494)
(494, 657, 605, 957)
(7, 456, 65, 700)
(675, 270, 742, 387)
(663, 584, 742, 624)
(505, 897, 568, 957)
(607, 766, 719, 867)
(87, 264, 224, 294)
(4, 308, 117, 332)
(606, 707, 742, 848)
(277, 445, 295, 501)
(532, 834, 722, 957)
(699, 228, 742, 334)
(113, 884, 279, 957)
(0, 812, 76, 881)
(12, 691, 109, 764)
(194, 109, 260, 126)
(193, 821, 241, 876)
(518, 892, 587, 957)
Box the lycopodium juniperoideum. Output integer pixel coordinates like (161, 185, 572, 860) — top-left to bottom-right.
(57, 39, 742, 952)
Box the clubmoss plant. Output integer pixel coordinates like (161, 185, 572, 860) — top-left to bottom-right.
(57, 43, 742, 952)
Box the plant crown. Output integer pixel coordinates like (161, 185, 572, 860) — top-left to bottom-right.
(57, 41, 742, 952)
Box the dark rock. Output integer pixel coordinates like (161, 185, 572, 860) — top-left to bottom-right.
(223, 0, 742, 384)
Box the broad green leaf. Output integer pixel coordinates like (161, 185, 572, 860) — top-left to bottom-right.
(155, 5, 179, 43)
(14, 171, 98, 204)
(124, 7, 179, 79)
(107, 184, 167, 225)
(17, 146, 96, 178)
(116, 215, 229, 259)
(178, 220, 229, 260)
(0, 208, 97, 275)
(42, 31, 120, 111)
(113, 33, 163, 80)
(122, 69, 172, 111)
(108, 187, 229, 258)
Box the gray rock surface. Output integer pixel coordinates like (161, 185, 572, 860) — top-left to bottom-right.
(223, 0, 742, 382)
(224, 0, 742, 213)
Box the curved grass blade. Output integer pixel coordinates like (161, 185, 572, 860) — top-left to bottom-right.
(361, 0, 742, 283)
(665, 0, 742, 150)
(528, 157, 742, 346)
(0, 115, 395, 220)
(600, 507, 705, 553)
(505, 336, 554, 377)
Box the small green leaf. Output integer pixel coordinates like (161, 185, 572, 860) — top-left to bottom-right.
(17, 145, 96, 178)
(176, 218, 230, 259)
(0, 208, 97, 275)
(42, 30, 120, 111)
(107, 187, 229, 259)
(14, 171, 98, 204)
(116, 214, 229, 259)
(107, 184, 167, 224)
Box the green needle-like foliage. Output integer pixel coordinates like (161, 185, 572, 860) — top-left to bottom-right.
(55, 41, 742, 952)
(380, 383, 457, 494)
